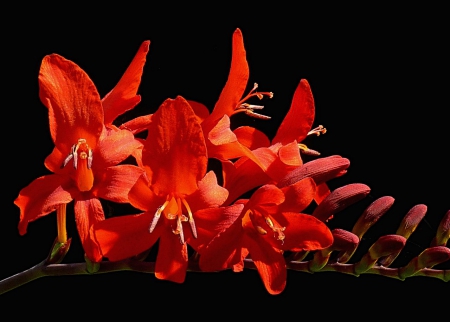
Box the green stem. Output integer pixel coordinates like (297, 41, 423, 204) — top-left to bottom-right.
(1, 258, 447, 295)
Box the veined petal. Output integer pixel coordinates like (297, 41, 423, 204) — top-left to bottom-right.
(272, 79, 315, 145)
(279, 177, 316, 213)
(128, 173, 157, 211)
(94, 128, 142, 168)
(39, 54, 103, 153)
(247, 184, 285, 214)
(95, 165, 144, 203)
(15, 174, 74, 235)
(187, 204, 244, 253)
(243, 233, 287, 295)
(74, 198, 106, 262)
(143, 96, 207, 196)
(119, 114, 153, 135)
(187, 171, 228, 210)
(187, 100, 210, 123)
(199, 219, 245, 272)
(267, 212, 333, 251)
(234, 126, 270, 150)
(102, 41, 150, 125)
(93, 212, 161, 261)
(155, 229, 188, 283)
(206, 28, 249, 130)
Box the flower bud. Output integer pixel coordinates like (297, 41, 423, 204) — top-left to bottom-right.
(312, 183, 371, 222)
(431, 210, 450, 247)
(400, 246, 450, 279)
(278, 155, 350, 188)
(354, 235, 406, 275)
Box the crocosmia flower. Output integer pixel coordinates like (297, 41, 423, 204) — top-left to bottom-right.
(94, 96, 229, 283)
(14, 54, 142, 262)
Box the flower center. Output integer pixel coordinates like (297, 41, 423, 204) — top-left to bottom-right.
(246, 209, 286, 245)
(149, 195, 197, 244)
(62, 138, 94, 192)
(234, 82, 273, 120)
(298, 125, 327, 156)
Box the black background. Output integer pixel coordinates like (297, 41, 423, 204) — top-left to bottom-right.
(2, 7, 448, 312)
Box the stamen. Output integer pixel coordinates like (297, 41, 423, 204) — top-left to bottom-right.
(149, 200, 170, 233)
(307, 125, 327, 137)
(298, 143, 321, 156)
(172, 216, 185, 244)
(255, 225, 268, 235)
(265, 216, 286, 244)
(234, 82, 273, 119)
(182, 199, 197, 238)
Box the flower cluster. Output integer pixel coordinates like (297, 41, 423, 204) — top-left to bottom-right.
(13, 29, 449, 295)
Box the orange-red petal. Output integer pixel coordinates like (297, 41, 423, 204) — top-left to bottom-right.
(39, 54, 103, 153)
(102, 41, 150, 125)
(142, 96, 207, 196)
(74, 198, 105, 262)
(95, 165, 144, 203)
(15, 174, 74, 235)
(272, 79, 315, 145)
(155, 229, 188, 283)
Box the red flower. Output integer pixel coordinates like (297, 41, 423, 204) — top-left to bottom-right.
(199, 182, 333, 294)
(14, 54, 142, 262)
(189, 29, 272, 165)
(93, 96, 229, 283)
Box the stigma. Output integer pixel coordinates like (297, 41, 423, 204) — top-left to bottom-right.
(235, 83, 273, 120)
(149, 195, 197, 244)
(62, 139, 94, 192)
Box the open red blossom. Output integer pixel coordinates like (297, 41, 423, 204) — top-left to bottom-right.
(199, 183, 333, 294)
(187, 29, 272, 167)
(221, 79, 326, 205)
(93, 96, 229, 283)
(14, 54, 142, 262)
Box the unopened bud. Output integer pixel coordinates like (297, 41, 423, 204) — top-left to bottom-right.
(400, 246, 450, 279)
(312, 183, 371, 222)
(431, 210, 450, 247)
(352, 196, 395, 239)
(354, 235, 406, 275)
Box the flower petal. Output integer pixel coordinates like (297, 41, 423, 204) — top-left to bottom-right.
(244, 234, 287, 295)
(143, 96, 207, 196)
(272, 79, 315, 145)
(187, 171, 228, 210)
(95, 165, 144, 203)
(95, 128, 142, 168)
(39, 54, 103, 152)
(74, 198, 106, 262)
(279, 177, 316, 213)
(93, 212, 161, 261)
(15, 174, 74, 235)
(205, 28, 249, 130)
(269, 212, 334, 251)
(234, 126, 270, 150)
(102, 41, 150, 125)
(155, 229, 188, 283)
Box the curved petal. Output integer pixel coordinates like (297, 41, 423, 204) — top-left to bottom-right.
(187, 204, 244, 252)
(74, 198, 106, 262)
(204, 28, 249, 131)
(272, 79, 315, 144)
(15, 174, 74, 235)
(279, 177, 316, 213)
(39, 54, 103, 153)
(119, 114, 152, 135)
(155, 229, 188, 283)
(187, 100, 210, 123)
(199, 219, 245, 272)
(267, 212, 333, 251)
(234, 126, 270, 150)
(187, 171, 228, 210)
(243, 234, 287, 295)
(143, 96, 207, 196)
(247, 184, 285, 214)
(102, 41, 150, 125)
(95, 165, 144, 203)
(128, 173, 158, 211)
(94, 128, 142, 168)
(93, 212, 161, 261)
(272, 79, 315, 145)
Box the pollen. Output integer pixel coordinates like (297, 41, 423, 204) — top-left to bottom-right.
(148, 195, 198, 244)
